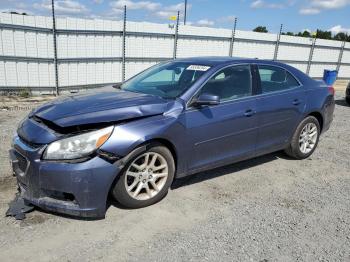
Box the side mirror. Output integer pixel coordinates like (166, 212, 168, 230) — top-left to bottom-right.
(112, 82, 123, 89)
(192, 93, 220, 107)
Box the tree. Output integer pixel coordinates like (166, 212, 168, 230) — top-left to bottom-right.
(301, 30, 311, 37)
(316, 29, 332, 40)
(255, 26, 350, 42)
(295, 30, 311, 38)
(334, 32, 348, 41)
(253, 26, 268, 33)
(9, 11, 27, 15)
(282, 32, 295, 36)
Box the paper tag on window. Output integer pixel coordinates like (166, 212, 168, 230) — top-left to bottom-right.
(186, 65, 211, 71)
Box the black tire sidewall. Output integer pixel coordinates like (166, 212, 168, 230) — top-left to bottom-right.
(112, 144, 175, 208)
(346, 97, 350, 105)
(291, 116, 321, 159)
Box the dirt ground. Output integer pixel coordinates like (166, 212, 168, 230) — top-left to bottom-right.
(0, 90, 349, 262)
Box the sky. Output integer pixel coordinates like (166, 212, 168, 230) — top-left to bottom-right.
(1, 0, 349, 34)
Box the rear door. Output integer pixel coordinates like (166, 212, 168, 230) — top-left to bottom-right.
(254, 64, 306, 155)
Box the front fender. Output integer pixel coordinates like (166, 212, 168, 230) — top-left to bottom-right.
(100, 114, 188, 176)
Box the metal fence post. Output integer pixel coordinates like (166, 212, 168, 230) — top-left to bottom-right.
(184, 0, 187, 25)
(229, 17, 237, 57)
(273, 24, 283, 61)
(122, 5, 127, 82)
(306, 36, 317, 75)
(173, 11, 180, 59)
(336, 41, 345, 73)
(51, 0, 59, 96)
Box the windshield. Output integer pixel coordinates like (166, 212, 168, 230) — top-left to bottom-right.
(121, 61, 211, 98)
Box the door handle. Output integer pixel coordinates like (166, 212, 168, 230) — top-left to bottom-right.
(244, 109, 255, 117)
(292, 99, 300, 105)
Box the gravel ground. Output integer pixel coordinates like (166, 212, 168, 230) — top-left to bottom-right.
(0, 91, 349, 262)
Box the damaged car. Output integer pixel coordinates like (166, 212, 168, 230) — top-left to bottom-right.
(10, 57, 335, 218)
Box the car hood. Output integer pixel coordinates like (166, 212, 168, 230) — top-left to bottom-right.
(29, 87, 170, 128)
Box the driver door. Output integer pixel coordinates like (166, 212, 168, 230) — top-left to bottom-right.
(181, 64, 258, 172)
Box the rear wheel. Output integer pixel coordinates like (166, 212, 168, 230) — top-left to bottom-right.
(346, 97, 350, 105)
(285, 116, 320, 159)
(112, 144, 175, 208)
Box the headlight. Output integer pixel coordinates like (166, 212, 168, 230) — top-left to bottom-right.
(43, 126, 114, 160)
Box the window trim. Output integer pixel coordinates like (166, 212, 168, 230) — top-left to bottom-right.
(255, 64, 303, 96)
(186, 63, 254, 110)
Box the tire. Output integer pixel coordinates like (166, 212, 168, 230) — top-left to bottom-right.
(346, 97, 350, 105)
(285, 116, 320, 159)
(112, 144, 175, 208)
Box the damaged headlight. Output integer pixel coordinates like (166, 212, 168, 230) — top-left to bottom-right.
(43, 126, 114, 160)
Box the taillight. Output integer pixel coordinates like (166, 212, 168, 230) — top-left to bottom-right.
(328, 86, 335, 96)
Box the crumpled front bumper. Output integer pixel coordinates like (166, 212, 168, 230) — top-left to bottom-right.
(9, 136, 121, 218)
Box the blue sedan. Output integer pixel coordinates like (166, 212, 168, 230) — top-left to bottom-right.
(10, 57, 335, 218)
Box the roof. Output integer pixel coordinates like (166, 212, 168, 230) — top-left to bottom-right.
(174, 56, 312, 83)
(175, 56, 280, 66)
(176, 56, 242, 65)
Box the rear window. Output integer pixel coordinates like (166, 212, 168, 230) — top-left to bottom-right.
(258, 65, 300, 93)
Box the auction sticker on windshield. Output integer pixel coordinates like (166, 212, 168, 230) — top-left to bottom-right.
(186, 65, 211, 71)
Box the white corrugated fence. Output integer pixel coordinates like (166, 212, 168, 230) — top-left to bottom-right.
(0, 12, 349, 94)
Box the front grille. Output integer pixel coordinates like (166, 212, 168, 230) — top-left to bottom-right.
(14, 150, 28, 173)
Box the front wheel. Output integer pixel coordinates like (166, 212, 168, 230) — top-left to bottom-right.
(112, 144, 175, 208)
(285, 116, 320, 159)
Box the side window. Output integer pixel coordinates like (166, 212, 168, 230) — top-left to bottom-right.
(198, 65, 252, 101)
(258, 65, 300, 93)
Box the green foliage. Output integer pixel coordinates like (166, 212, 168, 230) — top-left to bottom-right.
(18, 88, 31, 98)
(334, 32, 349, 41)
(253, 26, 268, 33)
(280, 29, 350, 42)
(296, 30, 312, 38)
(316, 29, 332, 40)
(255, 25, 350, 42)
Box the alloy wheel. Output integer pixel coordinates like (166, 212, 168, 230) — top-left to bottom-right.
(124, 152, 169, 201)
(299, 123, 318, 154)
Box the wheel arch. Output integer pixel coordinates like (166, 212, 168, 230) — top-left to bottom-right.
(307, 111, 324, 132)
(106, 137, 178, 205)
(143, 138, 178, 168)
